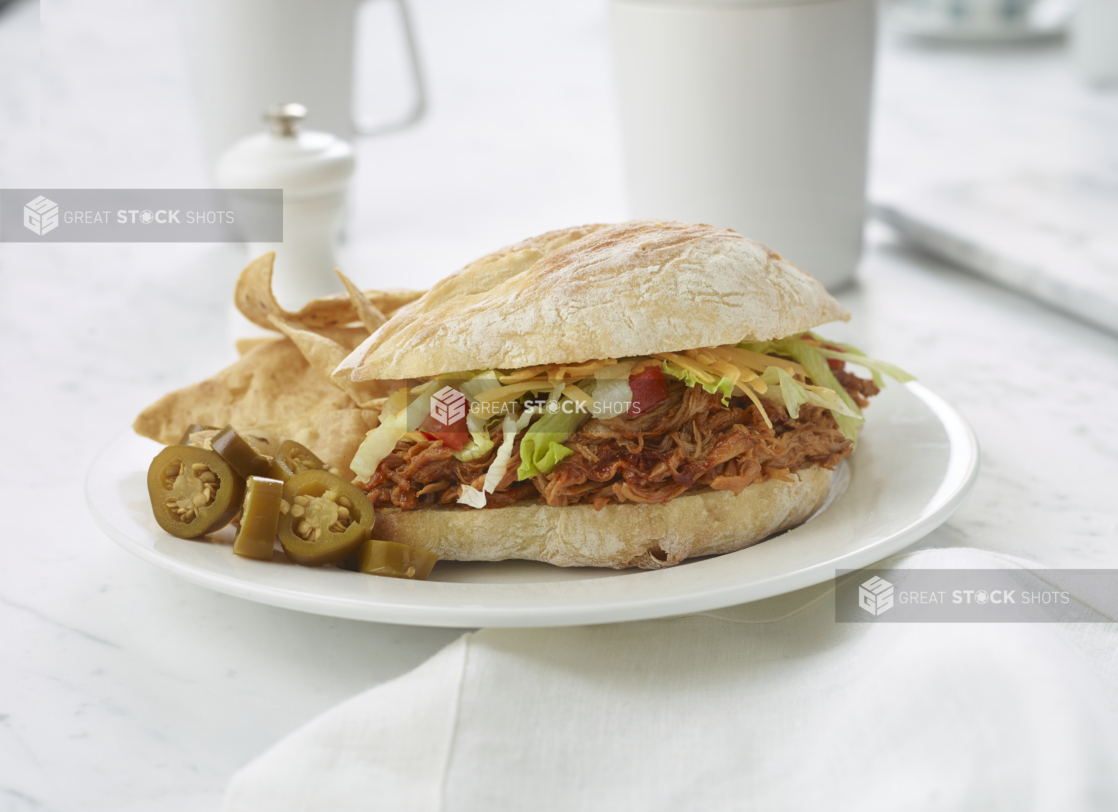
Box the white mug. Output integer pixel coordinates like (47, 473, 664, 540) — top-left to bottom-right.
(609, 0, 876, 290)
(180, 0, 426, 169)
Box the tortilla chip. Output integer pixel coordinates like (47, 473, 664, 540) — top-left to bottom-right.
(234, 252, 423, 331)
(133, 338, 341, 446)
(335, 268, 388, 334)
(235, 336, 280, 357)
(137, 256, 418, 477)
(268, 315, 386, 408)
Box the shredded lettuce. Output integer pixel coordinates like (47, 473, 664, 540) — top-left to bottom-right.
(660, 361, 734, 405)
(457, 484, 486, 509)
(453, 414, 495, 462)
(760, 366, 808, 419)
(352, 379, 445, 481)
(738, 338, 862, 440)
(589, 360, 635, 418)
(760, 367, 862, 422)
(804, 334, 916, 388)
(351, 409, 407, 483)
(482, 409, 533, 494)
(458, 370, 500, 402)
(739, 335, 913, 442)
(459, 404, 535, 508)
(378, 386, 409, 426)
(520, 440, 575, 480)
(516, 387, 586, 481)
(452, 371, 501, 462)
(404, 377, 444, 428)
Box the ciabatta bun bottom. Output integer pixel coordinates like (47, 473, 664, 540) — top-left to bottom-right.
(372, 466, 833, 570)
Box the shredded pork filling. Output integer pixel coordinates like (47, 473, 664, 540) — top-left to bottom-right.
(364, 368, 879, 511)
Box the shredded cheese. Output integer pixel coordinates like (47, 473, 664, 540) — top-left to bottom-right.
(709, 356, 757, 386)
(550, 359, 617, 381)
(498, 358, 618, 385)
(473, 380, 559, 404)
(710, 345, 805, 378)
(630, 358, 661, 375)
(561, 383, 595, 407)
(684, 349, 737, 382)
(735, 381, 773, 429)
(499, 365, 556, 384)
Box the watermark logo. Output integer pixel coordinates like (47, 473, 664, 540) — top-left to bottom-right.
(430, 386, 468, 427)
(406, 377, 644, 430)
(2, 189, 282, 242)
(23, 196, 59, 236)
(836, 568, 1102, 623)
(858, 576, 895, 616)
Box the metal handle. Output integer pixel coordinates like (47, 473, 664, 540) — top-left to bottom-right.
(353, 0, 427, 137)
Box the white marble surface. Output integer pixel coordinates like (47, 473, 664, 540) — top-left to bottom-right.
(872, 27, 1118, 336)
(1, 0, 1117, 809)
(875, 173, 1118, 336)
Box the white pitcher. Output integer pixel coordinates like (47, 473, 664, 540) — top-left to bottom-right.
(181, 0, 426, 169)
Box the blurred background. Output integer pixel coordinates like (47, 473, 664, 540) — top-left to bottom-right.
(0, 0, 626, 284)
(1, 0, 1115, 320)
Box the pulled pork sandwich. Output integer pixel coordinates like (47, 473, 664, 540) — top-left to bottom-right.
(335, 221, 912, 569)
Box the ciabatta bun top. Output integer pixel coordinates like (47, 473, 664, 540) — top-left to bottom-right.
(336, 220, 849, 383)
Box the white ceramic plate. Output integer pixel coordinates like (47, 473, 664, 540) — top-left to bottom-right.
(86, 382, 978, 628)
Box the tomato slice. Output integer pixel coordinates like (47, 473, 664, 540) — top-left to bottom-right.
(628, 366, 669, 417)
(821, 344, 845, 371)
(418, 412, 469, 450)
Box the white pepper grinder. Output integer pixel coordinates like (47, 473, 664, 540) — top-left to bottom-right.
(217, 103, 356, 310)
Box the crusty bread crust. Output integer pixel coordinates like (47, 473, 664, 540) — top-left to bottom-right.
(372, 466, 832, 569)
(336, 220, 850, 383)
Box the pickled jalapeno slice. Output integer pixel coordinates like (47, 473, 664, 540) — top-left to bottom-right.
(179, 423, 219, 445)
(358, 539, 438, 580)
(270, 440, 327, 482)
(147, 446, 245, 539)
(233, 476, 284, 560)
(265, 458, 288, 482)
(212, 425, 273, 479)
(278, 470, 374, 566)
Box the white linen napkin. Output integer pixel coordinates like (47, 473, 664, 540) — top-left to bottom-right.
(223, 547, 1118, 812)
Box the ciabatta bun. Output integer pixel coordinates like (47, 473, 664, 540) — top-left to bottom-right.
(335, 220, 849, 384)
